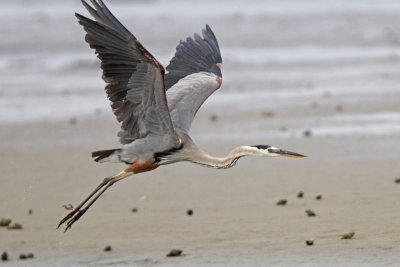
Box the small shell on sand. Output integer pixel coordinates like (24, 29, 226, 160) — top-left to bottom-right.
(276, 199, 287, 205)
(305, 209, 316, 217)
(315, 194, 322, 200)
(394, 178, 400, 183)
(7, 223, 22, 230)
(139, 195, 148, 201)
(131, 207, 138, 213)
(305, 239, 314, 246)
(166, 249, 183, 257)
(341, 232, 355, 239)
(297, 191, 304, 198)
(0, 218, 11, 227)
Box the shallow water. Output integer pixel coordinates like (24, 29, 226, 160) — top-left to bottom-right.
(1, 1, 400, 143)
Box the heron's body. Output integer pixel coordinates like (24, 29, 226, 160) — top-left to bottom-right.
(58, 0, 305, 232)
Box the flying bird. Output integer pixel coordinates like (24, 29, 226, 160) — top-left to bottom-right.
(58, 0, 306, 232)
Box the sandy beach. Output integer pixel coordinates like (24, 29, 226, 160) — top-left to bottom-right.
(1, 0, 400, 266)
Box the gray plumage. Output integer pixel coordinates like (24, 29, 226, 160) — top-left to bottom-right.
(75, 0, 222, 164)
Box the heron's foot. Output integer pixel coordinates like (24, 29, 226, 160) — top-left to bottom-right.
(64, 209, 86, 232)
(57, 208, 79, 229)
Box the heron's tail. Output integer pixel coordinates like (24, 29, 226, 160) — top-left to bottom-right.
(92, 149, 120, 162)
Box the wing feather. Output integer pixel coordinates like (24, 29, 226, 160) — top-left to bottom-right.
(165, 25, 223, 132)
(165, 25, 222, 90)
(76, 0, 179, 148)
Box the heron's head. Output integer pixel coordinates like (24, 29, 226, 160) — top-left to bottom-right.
(251, 145, 306, 158)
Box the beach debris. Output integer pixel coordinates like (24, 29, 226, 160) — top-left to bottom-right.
(209, 114, 218, 122)
(341, 232, 355, 240)
(315, 194, 322, 200)
(27, 253, 34, 259)
(305, 209, 316, 217)
(19, 254, 27, 260)
(394, 177, 400, 183)
(131, 207, 138, 213)
(7, 222, 23, 230)
(139, 195, 148, 201)
(186, 209, 193, 216)
(297, 191, 304, 198)
(0, 218, 12, 227)
(335, 105, 343, 112)
(276, 199, 287, 206)
(1, 251, 8, 261)
(166, 249, 182, 257)
(28, 209, 33, 215)
(303, 129, 312, 137)
(62, 204, 74, 210)
(104, 245, 112, 252)
(305, 239, 314, 246)
(261, 111, 275, 118)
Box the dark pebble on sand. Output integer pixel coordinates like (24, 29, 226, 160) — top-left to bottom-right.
(1, 251, 8, 261)
(209, 114, 218, 121)
(104, 246, 112, 252)
(303, 129, 312, 137)
(261, 111, 275, 118)
(69, 117, 77, 125)
(19, 254, 27, 260)
(341, 232, 355, 239)
(315, 194, 322, 200)
(27, 253, 34, 259)
(394, 178, 400, 183)
(305, 239, 314, 246)
(8, 222, 23, 230)
(28, 209, 33, 215)
(297, 191, 304, 198)
(305, 209, 316, 217)
(276, 199, 287, 206)
(335, 105, 343, 112)
(0, 218, 11, 227)
(131, 207, 138, 213)
(166, 249, 182, 257)
(186, 209, 193, 216)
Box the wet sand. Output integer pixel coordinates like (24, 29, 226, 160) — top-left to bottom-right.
(1, 116, 400, 266)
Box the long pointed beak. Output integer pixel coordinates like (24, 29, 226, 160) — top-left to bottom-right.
(277, 149, 307, 158)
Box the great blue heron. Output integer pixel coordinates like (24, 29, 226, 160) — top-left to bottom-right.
(58, 0, 306, 232)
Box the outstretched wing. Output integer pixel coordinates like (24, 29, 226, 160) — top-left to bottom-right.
(76, 0, 179, 147)
(165, 25, 223, 132)
(165, 25, 222, 90)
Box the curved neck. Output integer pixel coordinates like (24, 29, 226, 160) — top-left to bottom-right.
(192, 146, 259, 169)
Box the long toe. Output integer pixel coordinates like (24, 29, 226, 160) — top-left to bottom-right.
(64, 210, 86, 232)
(58, 209, 78, 229)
